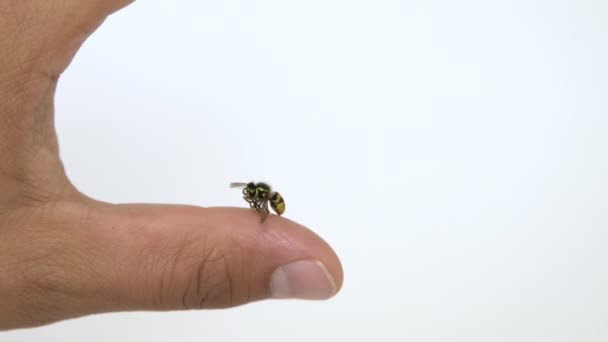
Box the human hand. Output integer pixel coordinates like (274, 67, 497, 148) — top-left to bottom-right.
(0, 0, 342, 330)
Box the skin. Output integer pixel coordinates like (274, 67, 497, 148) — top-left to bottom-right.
(0, 0, 343, 330)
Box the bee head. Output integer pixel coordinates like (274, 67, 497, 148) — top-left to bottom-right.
(245, 182, 257, 196)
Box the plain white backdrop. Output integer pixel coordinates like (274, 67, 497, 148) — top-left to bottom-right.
(3, 0, 608, 341)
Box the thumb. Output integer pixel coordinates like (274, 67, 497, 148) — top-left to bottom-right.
(68, 202, 342, 314)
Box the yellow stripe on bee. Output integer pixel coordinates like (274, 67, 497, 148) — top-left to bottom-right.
(270, 194, 285, 215)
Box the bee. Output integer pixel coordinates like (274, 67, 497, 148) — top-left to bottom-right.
(230, 182, 285, 223)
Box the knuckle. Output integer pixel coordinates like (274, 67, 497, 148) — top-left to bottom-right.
(171, 242, 245, 310)
(137, 229, 255, 311)
(191, 248, 234, 309)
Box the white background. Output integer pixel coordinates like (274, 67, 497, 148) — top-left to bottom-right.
(3, 0, 608, 341)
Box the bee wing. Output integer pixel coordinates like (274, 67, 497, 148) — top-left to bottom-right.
(230, 182, 248, 188)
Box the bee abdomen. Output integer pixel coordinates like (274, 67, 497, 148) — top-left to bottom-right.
(269, 192, 285, 215)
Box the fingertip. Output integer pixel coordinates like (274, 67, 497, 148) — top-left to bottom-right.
(204, 207, 344, 298)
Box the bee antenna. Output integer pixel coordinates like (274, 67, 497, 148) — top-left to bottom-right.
(230, 182, 248, 188)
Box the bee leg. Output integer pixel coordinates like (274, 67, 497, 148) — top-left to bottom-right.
(246, 197, 265, 222)
(256, 198, 266, 210)
(259, 200, 270, 223)
(243, 196, 256, 209)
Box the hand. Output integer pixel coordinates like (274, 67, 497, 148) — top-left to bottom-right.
(0, 0, 343, 330)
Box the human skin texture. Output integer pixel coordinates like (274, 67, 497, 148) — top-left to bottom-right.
(0, 0, 343, 330)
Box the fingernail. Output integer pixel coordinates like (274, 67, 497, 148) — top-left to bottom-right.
(270, 260, 338, 300)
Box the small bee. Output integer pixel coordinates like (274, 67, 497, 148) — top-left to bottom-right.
(230, 182, 285, 223)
